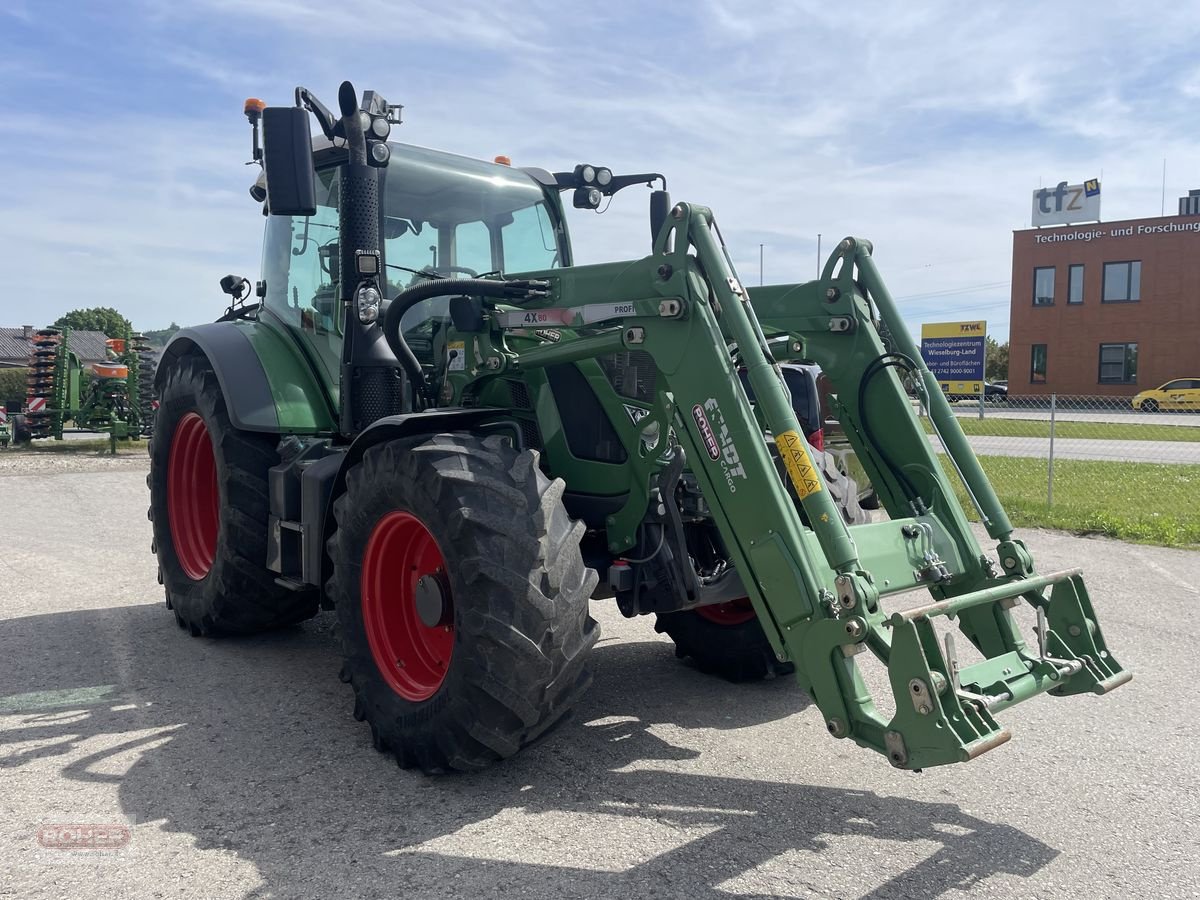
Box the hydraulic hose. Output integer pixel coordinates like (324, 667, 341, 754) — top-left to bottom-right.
(382, 277, 549, 406)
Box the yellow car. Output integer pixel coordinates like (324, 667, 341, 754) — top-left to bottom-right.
(1131, 378, 1200, 412)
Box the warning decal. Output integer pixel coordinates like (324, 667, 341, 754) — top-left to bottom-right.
(775, 429, 823, 499)
(447, 341, 466, 371)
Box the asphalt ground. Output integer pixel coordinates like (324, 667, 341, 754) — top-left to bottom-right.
(949, 404, 1200, 427)
(952, 435, 1200, 464)
(1, 452, 1197, 899)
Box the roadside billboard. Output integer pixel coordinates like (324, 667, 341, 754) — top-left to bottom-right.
(1032, 179, 1101, 226)
(921, 320, 986, 397)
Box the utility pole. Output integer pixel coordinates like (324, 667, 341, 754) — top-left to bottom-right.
(1162, 159, 1167, 217)
(816, 234, 822, 278)
(759, 243, 764, 286)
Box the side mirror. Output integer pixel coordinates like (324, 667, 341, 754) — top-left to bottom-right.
(650, 189, 671, 246)
(261, 107, 316, 216)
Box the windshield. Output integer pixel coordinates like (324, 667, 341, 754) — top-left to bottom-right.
(383, 143, 562, 289)
(382, 144, 564, 361)
(261, 144, 565, 382)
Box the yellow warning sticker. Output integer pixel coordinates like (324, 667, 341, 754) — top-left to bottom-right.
(776, 430, 823, 499)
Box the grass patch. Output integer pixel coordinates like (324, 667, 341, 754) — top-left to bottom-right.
(939, 455, 1200, 547)
(924, 416, 1200, 442)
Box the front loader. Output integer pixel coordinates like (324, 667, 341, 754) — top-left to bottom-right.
(148, 81, 1128, 774)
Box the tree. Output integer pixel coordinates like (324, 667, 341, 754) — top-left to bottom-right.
(51, 307, 133, 339)
(0, 367, 28, 409)
(985, 337, 1009, 382)
(142, 322, 183, 348)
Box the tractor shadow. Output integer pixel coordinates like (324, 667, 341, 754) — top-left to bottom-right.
(0, 604, 1058, 899)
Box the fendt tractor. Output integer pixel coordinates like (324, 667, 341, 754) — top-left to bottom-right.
(148, 82, 1128, 774)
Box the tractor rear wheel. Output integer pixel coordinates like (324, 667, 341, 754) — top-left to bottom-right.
(328, 433, 599, 772)
(148, 355, 319, 635)
(11, 414, 30, 445)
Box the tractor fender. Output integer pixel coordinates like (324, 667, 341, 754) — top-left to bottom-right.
(316, 408, 512, 593)
(159, 322, 336, 434)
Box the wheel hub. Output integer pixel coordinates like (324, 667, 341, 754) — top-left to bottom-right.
(414, 573, 451, 627)
(166, 411, 219, 580)
(360, 511, 454, 702)
(695, 597, 758, 626)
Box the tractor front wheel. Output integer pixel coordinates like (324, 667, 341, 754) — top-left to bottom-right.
(148, 355, 319, 635)
(655, 600, 791, 682)
(328, 433, 599, 772)
(657, 446, 865, 682)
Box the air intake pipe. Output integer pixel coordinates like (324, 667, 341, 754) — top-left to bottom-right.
(382, 277, 549, 406)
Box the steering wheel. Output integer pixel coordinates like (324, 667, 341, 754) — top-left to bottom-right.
(436, 265, 480, 278)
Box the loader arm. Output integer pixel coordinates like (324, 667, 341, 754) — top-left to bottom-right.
(450, 202, 1128, 769)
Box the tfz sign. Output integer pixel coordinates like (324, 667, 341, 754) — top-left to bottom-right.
(1032, 180, 1101, 227)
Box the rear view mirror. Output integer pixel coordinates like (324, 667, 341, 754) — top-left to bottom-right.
(261, 107, 316, 217)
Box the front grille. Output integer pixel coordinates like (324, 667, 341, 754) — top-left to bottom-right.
(518, 418, 542, 450)
(506, 380, 532, 409)
(546, 364, 626, 464)
(597, 351, 657, 403)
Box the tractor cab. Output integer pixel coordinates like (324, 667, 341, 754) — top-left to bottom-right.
(259, 140, 569, 401)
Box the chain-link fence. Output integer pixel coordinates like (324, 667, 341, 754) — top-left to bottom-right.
(926, 394, 1200, 545)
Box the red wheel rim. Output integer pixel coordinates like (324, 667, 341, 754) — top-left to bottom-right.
(695, 597, 757, 626)
(167, 411, 219, 580)
(360, 511, 454, 702)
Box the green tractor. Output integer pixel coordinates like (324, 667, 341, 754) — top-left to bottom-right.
(148, 82, 1127, 774)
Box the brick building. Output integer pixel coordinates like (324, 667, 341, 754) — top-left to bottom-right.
(1008, 210, 1200, 397)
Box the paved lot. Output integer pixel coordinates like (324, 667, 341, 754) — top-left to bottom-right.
(950, 404, 1200, 427)
(953, 434, 1200, 464)
(1, 452, 1197, 899)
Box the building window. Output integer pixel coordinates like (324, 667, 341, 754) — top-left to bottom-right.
(1030, 344, 1047, 383)
(1098, 342, 1138, 384)
(1102, 261, 1141, 302)
(1068, 264, 1084, 303)
(1033, 267, 1055, 306)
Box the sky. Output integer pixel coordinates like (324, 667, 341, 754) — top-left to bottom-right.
(3, 1, 1200, 344)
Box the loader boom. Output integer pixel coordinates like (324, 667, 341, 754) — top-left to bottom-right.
(439, 202, 1129, 769)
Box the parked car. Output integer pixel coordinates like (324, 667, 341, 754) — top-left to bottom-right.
(1131, 378, 1200, 412)
(942, 382, 1006, 402)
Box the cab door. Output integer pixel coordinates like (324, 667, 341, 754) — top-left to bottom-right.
(260, 167, 344, 404)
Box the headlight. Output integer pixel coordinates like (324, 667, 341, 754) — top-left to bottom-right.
(356, 285, 382, 324)
(370, 142, 391, 164)
(370, 116, 390, 139)
(580, 165, 596, 183)
(596, 167, 612, 186)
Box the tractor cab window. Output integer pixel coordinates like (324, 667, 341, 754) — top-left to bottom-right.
(261, 166, 344, 396)
(381, 144, 563, 364)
